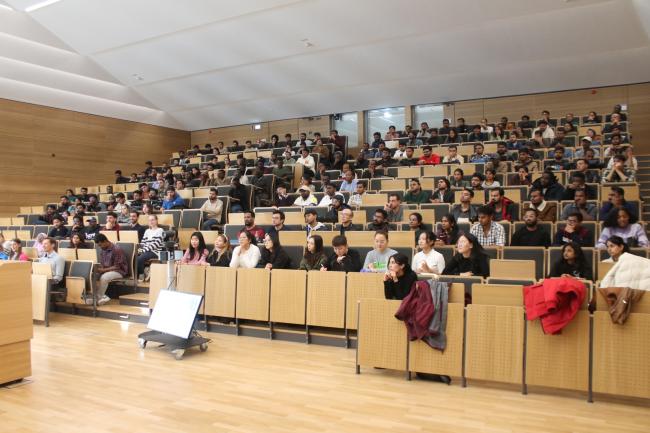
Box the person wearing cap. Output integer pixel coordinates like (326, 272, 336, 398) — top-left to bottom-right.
(83, 216, 101, 241)
(48, 215, 69, 239)
(324, 194, 349, 223)
(574, 136, 600, 158)
(293, 186, 318, 207)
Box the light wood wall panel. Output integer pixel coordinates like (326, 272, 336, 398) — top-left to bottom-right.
(483, 95, 535, 123)
(628, 83, 650, 154)
(0, 98, 189, 215)
(453, 99, 484, 124)
(298, 115, 330, 137)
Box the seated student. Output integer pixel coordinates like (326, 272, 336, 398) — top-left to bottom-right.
(230, 231, 261, 268)
(180, 232, 209, 265)
(136, 215, 165, 280)
(468, 125, 487, 142)
(363, 231, 397, 273)
(528, 189, 557, 223)
(548, 242, 593, 280)
(435, 214, 460, 247)
(487, 188, 515, 222)
(39, 204, 57, 225)
(452, 188, 479, 224)
(304, 209, 327, 237)
(398, 146, 419, 166)
(70, 233, 89, 250)
(481, 169, 500, 189)
(200, 188, 224, 231)
(450, 168, 470, 188)
(384, 253, 418, 300)
(117, 205, 131, 225)
(322, 235, 362, 272)
(337, 208, 362, 234)
(412, 231, 445, 275)
(469, 173, 484, 192)
(365, 208, 390, 232)
(511, 208, 551, 247)
(162, 187, 185, 210)
(470, 205, 505, 247)
(83, 217, 102, 241)
(124, 211, 147, 241)
(560, 189, 597, 222)
(48, 215, 69, 239)
(596, 207, 649, 249)
(417, 146, 440, 166)
(403, 179, 430, 204)
(532, 171, 565, 201)
(469, 143, 492, 164)
(442, 145, 464, 164)
(602, 235, 629, 263)
(383, 193, 404, 222)
(207, 234, 232, 267)
(293, 186, 318, 207)
(599, 186, 638, 221)
(104, 211, 121, 232)
(431, 178, 454, 204)
(239, 211, 266, 244)
(8, 239, 29, 262)
(554, 212, 593, 247)
(407, 212, 426, 245)
(93, 234, 129, 305)
(38, 237, 65, 286)
(259, 233, 291, 270)
(442, 233, 489, 278)
(324, 194, 349, 223)
(602, 154, 635, 183)
(299, 235, 328, 271)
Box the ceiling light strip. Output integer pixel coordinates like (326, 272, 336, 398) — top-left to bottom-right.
(25, 0, 62, 12)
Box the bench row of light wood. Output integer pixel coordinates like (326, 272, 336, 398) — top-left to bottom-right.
(356, 283, 650, 401)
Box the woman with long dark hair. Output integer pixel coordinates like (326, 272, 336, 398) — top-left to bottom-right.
(259, 233, 292, 270)
(299, 235, 327, 271)
(180, 231, 209, 265)
(442, 233, 489, 277)
(548, 242, 592, 280)
(435, 214, 460, 247)
(384, 253, 418, 300)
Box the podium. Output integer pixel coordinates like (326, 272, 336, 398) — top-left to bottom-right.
(0, 261, 32, 385)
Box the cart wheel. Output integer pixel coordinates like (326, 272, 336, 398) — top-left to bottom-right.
(138, 338, 147, 349)
(199, 343, 208, 352)
(173, 349, 185, 360)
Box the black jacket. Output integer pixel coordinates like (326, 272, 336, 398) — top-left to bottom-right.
(207, 250, 231, 267)
(324, 249, 362, 272)
(259, 247, 292, 269)
(443, 253, 489, 278)
(384, 270, 418, 300)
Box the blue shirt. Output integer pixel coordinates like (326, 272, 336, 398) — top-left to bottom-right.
(339, 179, 358, 193)
(162, 194, 185, 210)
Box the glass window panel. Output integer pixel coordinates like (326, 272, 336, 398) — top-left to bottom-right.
(413, 104, 444, 130)
(365, 106, 405, 141)
(333, 112, 359, 148)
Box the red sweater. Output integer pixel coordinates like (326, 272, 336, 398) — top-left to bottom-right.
(524, 277, 586, 334)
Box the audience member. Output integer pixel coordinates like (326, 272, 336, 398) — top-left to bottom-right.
(384, 193, 403, 223)
(304, 209, 327, 237)
(554, 212, 592, 247)
(48, 215, 69, 239)
(136, 215, 165, 279)
(322, 235, 362, 272)
(9, 239, 29, 261)
(548, 242, 592, 280)
(363, 231, 397, 273)
(38, 238, 65, 286)
(384, 253, 418, 300)
(597, 208, 648, 249)
(602, 235, 628, 263)
(299, 235, 328, 271)
(528, 189, 557, 222)
(452, 188, 478, 223)
(207, 234, 232, 267)
(239, 211, 266, 244)
(93, 234, 129, 305)
(561, 189, 597, 221)
(230, 231, 261, 268)
(431, 178, 454, 203)
(259, 234, 291, 270)
(599, 186, 637, 220)
(200, 188, 223, 230)
(510, 209, 551, 247)
(470, 205, 505, 247)
(293, 186, 318, 207)
(403, 179, 430, 204)
(488, 188, 516, 221)
(412, 231, 445, 275)
(442, 233, 489, 278)
(348, 182, 366, 208)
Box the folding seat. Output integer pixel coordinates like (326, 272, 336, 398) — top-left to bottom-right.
(502, 246, 546, 280)
(180, 209, 202, 230)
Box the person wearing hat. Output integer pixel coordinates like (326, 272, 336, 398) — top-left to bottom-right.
(83, 216, 101, 241)
(293, 186, 318, 207)
(574, 136, 600, 158)
(324, 194, 349, 223)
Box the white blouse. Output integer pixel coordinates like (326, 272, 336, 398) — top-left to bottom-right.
(229, 244, 261, 268)
(412, 249, 446, 274)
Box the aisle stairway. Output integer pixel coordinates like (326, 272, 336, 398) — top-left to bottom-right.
(637, 155, 650, 232)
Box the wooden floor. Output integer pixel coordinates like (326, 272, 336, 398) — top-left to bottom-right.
(1, 314, 649, 433)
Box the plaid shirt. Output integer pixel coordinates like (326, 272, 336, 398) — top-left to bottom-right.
(470, 221, 505, 247)
(99, 244, 129, 277)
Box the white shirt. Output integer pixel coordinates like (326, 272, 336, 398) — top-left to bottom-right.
(319, 194, 335, 207)
(533, 126, 555, 140)
(199, 198, 223, 220)
(393, 149, 407, 158)
(481, 125, 494, 134)
(229, 244, 261, 268)
(348, 193, 364, 208)
(293, 195, 318, 207)
(412, 249, 446, 274)
(296, 155, 315, 171)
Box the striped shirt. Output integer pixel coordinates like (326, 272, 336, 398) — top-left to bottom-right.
(139, 227, 165, 253)
(470, 221, 505, 247)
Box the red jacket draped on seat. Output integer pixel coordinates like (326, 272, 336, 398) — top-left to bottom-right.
(524, 277, 586, 334)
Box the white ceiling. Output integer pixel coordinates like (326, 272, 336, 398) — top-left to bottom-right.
(1, 0, 649, 131)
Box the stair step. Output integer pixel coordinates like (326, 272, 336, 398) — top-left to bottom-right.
(96, 304, 150, 317)
(119, 293, 150, 307)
